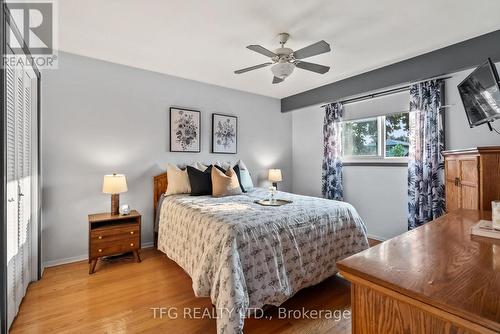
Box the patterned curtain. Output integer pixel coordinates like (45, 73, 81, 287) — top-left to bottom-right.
(322, 102, 344, 201)
(408, 80, 446, 230)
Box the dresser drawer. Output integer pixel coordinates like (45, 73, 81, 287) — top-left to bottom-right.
(90, 224, 139, 243)
(90, 236, 140, 258)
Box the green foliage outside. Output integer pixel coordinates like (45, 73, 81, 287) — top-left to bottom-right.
(342, 119, 378, 155)
(342, 113, 409, 157)
(385, 113, 409, 136)
(387, 143, 407, 157)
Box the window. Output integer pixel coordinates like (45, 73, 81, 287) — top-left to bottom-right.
(341, 112, 409, 162)
(341, 118, 379, 157)
(385, 113, 410, 158)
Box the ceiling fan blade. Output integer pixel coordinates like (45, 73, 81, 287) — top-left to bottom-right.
(272, 76, 284, 84)
(295, 61, 330, 74)
(234, 62, 273, 74)
(293, 40, 331, 59)
(247, 45, 277, 58)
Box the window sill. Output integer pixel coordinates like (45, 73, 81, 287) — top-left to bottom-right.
(343, 161, 408, 167)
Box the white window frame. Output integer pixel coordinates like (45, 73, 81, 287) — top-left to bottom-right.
(341, 114, 409, 164)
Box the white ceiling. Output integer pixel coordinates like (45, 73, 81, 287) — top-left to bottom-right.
(55, 0, 500, 99)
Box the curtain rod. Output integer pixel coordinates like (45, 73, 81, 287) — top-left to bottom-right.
(321, 74, 452, 108)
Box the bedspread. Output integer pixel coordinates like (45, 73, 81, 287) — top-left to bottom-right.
(157, 188, 368, 333)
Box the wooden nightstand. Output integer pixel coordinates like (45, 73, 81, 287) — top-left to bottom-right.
(88, 210, 141, 274)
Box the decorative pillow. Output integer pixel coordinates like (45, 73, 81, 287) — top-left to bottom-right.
(232, 164, 246, 193)
(211, 167, 243, 197)
(186, 165, 213, 196)
(195, 162, 208, 171)
(216, 161, 232, 171)
(213, 164, 226, 172)
(236, 159, 248, 170)
(165, 164, 191, 195)
(236, 160, 254, 191)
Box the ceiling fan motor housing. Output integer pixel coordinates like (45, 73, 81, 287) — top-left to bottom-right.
(272, 45, 295, 79)
(274, 47, 293, 56)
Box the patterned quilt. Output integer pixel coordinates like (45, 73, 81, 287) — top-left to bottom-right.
(157, 188, 368, 333)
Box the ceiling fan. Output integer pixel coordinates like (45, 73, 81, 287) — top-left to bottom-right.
(234, 33, 331, 84)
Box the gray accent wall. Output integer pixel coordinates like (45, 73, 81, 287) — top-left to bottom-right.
(282, 29, 500, 112)
(41, 52, 292, 266)
(292, 63, 500, 240)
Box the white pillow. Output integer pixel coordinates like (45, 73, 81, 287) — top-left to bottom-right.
(195, 162, 208, 171)
(215, 161, 232, 170)
(236, 159, 248, 170)
(236, 160, 254, 191)
(165, 164, 191, 195)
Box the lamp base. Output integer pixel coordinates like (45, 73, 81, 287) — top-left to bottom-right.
(111, 194, 120, 215)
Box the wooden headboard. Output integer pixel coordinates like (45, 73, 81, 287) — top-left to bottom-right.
(153, 172, 168, 247)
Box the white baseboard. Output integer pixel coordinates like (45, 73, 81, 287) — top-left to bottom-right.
(43, 254, 88, 268)
(367, 234, 388, 242)
(43, 242, 154, 268)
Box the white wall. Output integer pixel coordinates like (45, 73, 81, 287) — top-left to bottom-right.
(292, 92, 409, 240)
(292, 63, 500, 240)
(41, 52, 292, 266)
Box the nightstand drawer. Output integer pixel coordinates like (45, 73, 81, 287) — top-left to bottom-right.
(88, 210, 142, 274)
(90, 237, 139, 258)
(90, 224, 139, 243)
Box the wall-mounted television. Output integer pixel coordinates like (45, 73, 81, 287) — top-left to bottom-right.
(457, 58, 500, 128)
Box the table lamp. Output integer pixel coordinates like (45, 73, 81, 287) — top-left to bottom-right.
(268, 169, 282, 189)
(102, 174, 128, 215)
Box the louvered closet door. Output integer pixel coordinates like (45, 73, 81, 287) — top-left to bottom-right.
(6, 64, 35, 328)
(21, 70, 33, 295)
(6, 61, 19, 328)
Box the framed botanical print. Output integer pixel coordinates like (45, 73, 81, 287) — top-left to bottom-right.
(212, 113, 237, 154)
(170, 107, 201, 152)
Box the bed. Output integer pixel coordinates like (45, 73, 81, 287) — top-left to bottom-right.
(153, 172, 369, 334)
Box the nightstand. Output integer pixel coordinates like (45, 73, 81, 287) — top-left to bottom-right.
(88, 210, 141, 274)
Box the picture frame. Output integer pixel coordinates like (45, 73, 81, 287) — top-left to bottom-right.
(169, 107, 201, 153)
(212, 113, 237, 154)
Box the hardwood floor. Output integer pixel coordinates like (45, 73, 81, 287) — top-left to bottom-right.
(9, 247, 365, 334)
(367, 238, 382, 247)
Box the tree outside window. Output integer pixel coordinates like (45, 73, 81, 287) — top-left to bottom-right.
(341, 112, 409, 160)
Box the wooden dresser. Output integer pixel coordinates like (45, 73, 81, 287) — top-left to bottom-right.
(337, 210, 500, 334)
(88, 210, 142, 274)
(443, 146, 500, 212)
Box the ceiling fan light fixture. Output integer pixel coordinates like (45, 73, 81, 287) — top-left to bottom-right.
(271, 62, 295, 79)
(234, 33, 331, 83)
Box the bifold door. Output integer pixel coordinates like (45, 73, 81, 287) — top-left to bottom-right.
(5, 48, 38, 329)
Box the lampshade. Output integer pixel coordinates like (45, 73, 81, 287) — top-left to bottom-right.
(102, 174, 128, 194)
(268, 169, 283, 183)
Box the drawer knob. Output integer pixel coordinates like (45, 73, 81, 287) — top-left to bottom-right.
(130, 243, 134, 247)
(98, 249, 102, 253)
(98, 236, 102, 240)
(130, 231, 134, 235)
